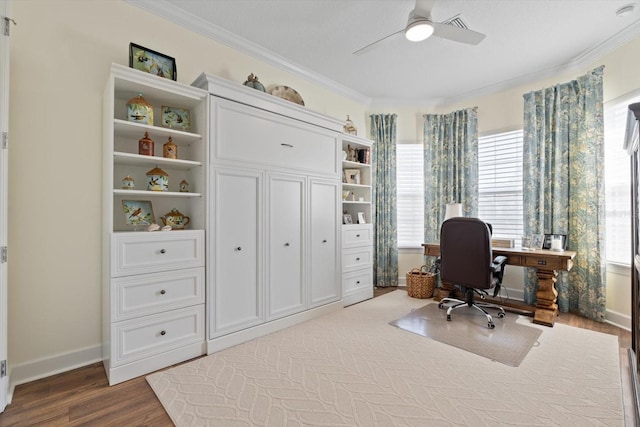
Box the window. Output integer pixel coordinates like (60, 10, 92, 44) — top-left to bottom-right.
(477, 130, 524, 242)
(604, 92, 640, 265)
(396, 142, 424, 248)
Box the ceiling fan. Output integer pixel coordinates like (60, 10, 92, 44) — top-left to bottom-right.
(353, 0, 485, 56)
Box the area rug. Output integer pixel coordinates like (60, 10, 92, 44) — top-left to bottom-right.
(147, 290, 624, 426)
(389, 302, 542, 366)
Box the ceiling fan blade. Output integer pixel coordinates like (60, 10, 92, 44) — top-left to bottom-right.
(431, 21, 485, 45)
(352, 29, 404, 56)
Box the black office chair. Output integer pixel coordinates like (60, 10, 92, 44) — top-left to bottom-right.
(437, 217, 507, 329)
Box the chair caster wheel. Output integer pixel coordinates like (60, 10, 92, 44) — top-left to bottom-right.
(438, 303, 444, 309)
(498, 312, 505, 318)
(488, 322, 495, 329)
(446, 314, 451, 321)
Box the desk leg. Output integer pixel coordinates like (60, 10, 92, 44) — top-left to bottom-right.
(533, 269, 559, 327)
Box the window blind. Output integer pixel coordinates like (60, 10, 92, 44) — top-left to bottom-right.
(396, 143, 424, 248)
(478, 130, 524, 241)
(604, 92, 640, 265)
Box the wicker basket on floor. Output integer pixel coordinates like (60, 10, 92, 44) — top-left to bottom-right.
(406, 265, 435, 299)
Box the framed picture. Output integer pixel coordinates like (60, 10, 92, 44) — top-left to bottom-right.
(357, 212, 366, 224)
(543, 234, 567, 250)
(129, 43, 177, 81)
(344, 169, 360, 185)
(521, 235, 532, 250)
(161, 106, 190, 130)
(343, 214, 353, 224)
(122, 200, 155, 226)
(530, 234, 545, 250)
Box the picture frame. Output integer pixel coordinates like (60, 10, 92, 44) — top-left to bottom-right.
(129, 43, 177, 81)
(530, 233, 545, 250)
(161, 106, 190, 131)
(344, 169, 360, 185)
(122, 200, 155, 226)
(357, 212, 366, 224)
(343, 214, 353, 224)
(543, 234, 568, 250)
(521, 235, 532, 250)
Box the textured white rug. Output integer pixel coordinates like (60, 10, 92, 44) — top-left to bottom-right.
(147, 290, 624, 426)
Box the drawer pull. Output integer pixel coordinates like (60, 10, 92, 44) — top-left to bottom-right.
(281, 143, 294, 148)
(537, 260, 547, 265)
(284, 242, 290, 247)
(322, 239, 327, 243)
(160, 289, 166, 295)
(160, 330, 166, 336)
(356, 257, 360, 261)
(235, 246, 242, 251)
(356, 280, 360, 284)
(356, 234, 360, 237)
(160, 249, 166, 254)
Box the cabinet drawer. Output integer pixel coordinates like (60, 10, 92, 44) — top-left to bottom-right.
(342, 270, 372, 294)
(521, 255, 565, 270)
(112, 305, 204, 366)
(112, 230, 204, 276)
(112, 267, 204, 321)
(212, 98, 338, 175)
(342, 224, 372, 248)
(342, 246, 373, 272)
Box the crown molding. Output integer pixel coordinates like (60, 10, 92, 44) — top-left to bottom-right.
(125, 0, 372, 106)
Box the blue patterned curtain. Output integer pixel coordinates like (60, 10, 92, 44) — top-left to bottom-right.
(423, 108, 479, 243)
(522, 66, 605, 321)
(370, 114, 398, 287)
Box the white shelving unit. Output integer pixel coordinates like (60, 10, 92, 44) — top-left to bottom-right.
(341, 135, 374, 306)
(102, 64, 208, 385)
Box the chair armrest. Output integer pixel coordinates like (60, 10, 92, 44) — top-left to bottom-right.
(491, 255, 507, 271)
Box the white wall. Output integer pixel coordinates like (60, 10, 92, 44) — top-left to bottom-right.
(372, 36, 640, 329)
(7, 0, 367, 385)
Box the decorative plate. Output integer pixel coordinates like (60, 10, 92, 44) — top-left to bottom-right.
(269, 85, 305, 106)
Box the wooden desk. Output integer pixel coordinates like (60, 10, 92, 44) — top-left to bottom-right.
(422, 243, 577, 327)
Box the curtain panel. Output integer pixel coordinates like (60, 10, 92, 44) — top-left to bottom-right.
(370, 114, 398, 287)
(423, 108, 479, 244)
(522, 66, 606, 321)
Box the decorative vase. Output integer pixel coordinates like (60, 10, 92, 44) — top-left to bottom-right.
(163, 136, 177, 159)
(243, 73, 266, 92)
(138, 131, 154, 156)
(127, 93, 153, 125)
(121, 175, 134, 190)
(146, 166, 169, 191)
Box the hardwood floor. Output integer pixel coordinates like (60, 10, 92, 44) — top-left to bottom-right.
(0, 287, 633, 426)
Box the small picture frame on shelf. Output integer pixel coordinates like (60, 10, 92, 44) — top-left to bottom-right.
(357, 212, 366, 224)
(530, 234, 545, 250)
(161, 106, 190, 131)
(343, 214, 353, 224)
(129, 43, 177, 81)
(344, 169, 360, 185)
(122, 200, 155, 226)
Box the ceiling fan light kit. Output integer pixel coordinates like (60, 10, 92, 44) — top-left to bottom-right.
(405, 18, 434, 41)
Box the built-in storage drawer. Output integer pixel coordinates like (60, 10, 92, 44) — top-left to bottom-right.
(342, 270, 373, 294)
(211, 98, 338, 175)
(342, 224, 373, 248)
(112, 305, 204, 366)
(111, 230, 204, 277)
(112, 267, 204, 321)
(342, 246, 373, 272)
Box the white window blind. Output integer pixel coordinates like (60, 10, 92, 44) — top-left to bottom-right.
(396, 143, 424, 248)
(604, 92, 639, 265)
(478, 130, 524, 241)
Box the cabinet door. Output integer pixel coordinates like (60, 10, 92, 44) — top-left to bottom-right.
(267, 174, 305, 320)
(309, 179, 340, 307)
(211, 169, 263, 337)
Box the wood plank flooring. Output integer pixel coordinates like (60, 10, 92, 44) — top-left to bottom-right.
(0, 287, 633, 426)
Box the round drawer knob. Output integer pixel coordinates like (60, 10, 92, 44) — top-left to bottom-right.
(356, 281, 360, 284)
(160, 249, 166, 254)
(235, 246, 242, 251)
(356, 257, 360, 261)
(160, 330, 166, 336)
(322, 239, 327, 243)
(284, 243, 290, 247)
(160, 290, 166, 295)
(356, 234, 360, 237)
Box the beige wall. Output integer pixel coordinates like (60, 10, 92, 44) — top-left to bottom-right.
(7, 0, 639, 380)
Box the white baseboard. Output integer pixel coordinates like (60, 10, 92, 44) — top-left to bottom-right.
(605, 308, 631, 331)
(8, 344, 102, 402)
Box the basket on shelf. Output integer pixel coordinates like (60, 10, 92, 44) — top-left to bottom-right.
(406, 265, 435, 299)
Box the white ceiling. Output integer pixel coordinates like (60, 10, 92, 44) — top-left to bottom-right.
(130, 0, 640, 107)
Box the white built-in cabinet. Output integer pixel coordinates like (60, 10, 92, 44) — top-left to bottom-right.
(102, 64, 208, 385)
(193, 74, 344, 353)
(341, 135, 375, 306)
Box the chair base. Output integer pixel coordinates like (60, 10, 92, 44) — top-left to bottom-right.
(438, 288, 505, 329)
